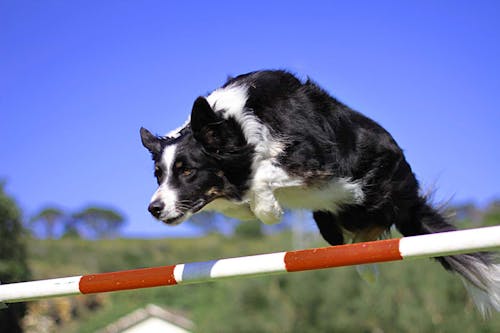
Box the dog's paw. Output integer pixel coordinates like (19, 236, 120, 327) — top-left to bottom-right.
(255, 209, 283, 225)
(252, 201, 284, 225)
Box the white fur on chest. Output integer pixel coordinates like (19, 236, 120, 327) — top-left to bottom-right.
(274, 178, 365, 211)
(248, 160, 364, 224)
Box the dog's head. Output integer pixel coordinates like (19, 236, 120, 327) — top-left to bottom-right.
(140, 97, 253, 225)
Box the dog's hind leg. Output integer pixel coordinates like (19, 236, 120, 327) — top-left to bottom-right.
(312, 211, 345, 245)
(313, 208, 388, 283)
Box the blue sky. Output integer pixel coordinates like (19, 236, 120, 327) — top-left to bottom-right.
(1, 1, 499, 238)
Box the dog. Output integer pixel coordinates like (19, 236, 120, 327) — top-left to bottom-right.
(140, 70, 499, 315)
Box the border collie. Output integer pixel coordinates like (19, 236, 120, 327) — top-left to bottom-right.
(140, 70, 499, 315)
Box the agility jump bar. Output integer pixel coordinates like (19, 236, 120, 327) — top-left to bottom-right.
(1, 226, 499, 305)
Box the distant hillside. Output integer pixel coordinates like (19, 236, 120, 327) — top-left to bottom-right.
(24, 233, 500, 333)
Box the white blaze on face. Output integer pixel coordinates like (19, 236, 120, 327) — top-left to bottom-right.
(150, 144, 180, 220)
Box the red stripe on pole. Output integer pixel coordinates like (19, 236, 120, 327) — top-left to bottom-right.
(79, 265, 177, 294)
(284, 239, 402, 272)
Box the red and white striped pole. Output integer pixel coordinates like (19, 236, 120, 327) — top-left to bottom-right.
(1, 226, 499, 305)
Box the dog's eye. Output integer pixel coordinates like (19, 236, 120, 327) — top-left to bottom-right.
(174, 160, 195, 178)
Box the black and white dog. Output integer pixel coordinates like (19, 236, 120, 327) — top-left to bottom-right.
(140, 70, 499, 315)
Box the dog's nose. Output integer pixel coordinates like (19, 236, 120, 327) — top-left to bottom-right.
(148, 200, 164, 219)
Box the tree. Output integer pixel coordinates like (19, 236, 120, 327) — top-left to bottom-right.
(0, 182, 31, 332)
(62, 216, 82, 238)
(72, 206, 125, 238)
(30, 206, 65, 239)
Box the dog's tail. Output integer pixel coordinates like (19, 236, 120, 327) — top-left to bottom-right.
(395, 196, 500, 317)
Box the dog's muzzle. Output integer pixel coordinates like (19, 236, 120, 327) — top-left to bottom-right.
(147, 198, 209, 225)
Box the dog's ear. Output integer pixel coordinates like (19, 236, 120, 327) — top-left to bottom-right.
(140, 127, 163, 156)
(190, 97, 224, 150)
(191, 97, 247, 153)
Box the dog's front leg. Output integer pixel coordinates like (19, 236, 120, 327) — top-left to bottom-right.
(249, 160, 295, 225)
(250, 186, 284, 225)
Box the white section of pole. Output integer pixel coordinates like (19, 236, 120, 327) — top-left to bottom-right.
(399, 226, 500, 259)
(174, 252, 287, 283)
(0, 276, 82, 303)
